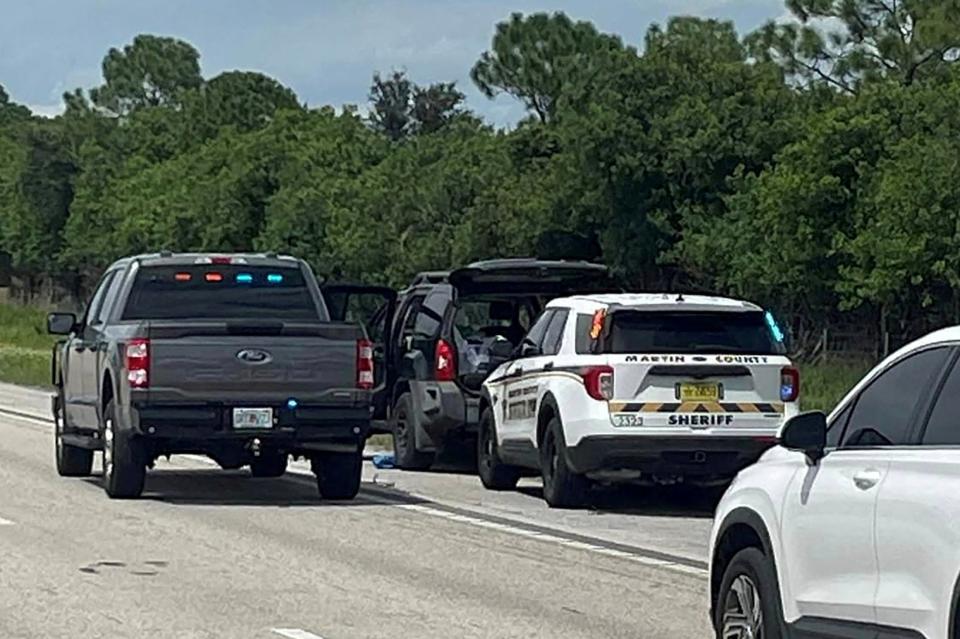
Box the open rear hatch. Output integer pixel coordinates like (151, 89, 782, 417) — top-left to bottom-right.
(448, 259, 615, 296)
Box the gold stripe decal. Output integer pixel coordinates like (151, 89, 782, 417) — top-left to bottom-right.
(609, 402, 784, 414)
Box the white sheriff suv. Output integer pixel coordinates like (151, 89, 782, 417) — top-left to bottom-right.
(709, 326, 960, 639)
(477, 293, 799, 507)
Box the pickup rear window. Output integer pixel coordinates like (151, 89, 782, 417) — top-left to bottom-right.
(578, 310, 785, 355)
(121, 265, 323, 321)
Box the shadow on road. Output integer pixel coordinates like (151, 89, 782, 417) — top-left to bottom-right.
(81, 469, 428, 508)
(516, 483, 719, 519)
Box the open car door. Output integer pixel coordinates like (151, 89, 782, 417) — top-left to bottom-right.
(322, 283, 397, 422)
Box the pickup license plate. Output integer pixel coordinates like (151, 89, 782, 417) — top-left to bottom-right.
(233, 408, 273, 429)
(679, 382, 720, 402)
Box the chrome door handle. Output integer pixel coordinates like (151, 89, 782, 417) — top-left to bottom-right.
(853, 469, 882, 490)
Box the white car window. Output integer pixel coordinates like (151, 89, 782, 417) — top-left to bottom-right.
(840, 346, 950, 447)
(920, 356, 960, 445)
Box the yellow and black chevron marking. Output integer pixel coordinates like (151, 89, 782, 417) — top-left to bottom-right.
(608, 401, 784, 414)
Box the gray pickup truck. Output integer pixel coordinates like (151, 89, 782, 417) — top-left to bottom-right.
(47, 252, 373, 500)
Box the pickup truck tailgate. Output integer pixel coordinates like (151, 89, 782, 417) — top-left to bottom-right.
(143, 322, 363, 404)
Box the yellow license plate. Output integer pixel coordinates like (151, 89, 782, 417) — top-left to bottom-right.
(679, 383, 720, 401)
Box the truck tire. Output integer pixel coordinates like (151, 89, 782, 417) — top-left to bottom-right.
(249, 453, 288, 478)
(391, 393, 434, 470)
(477, 408, 520, 490)
(55, 387, 93, 477)
(313, 451, 362, 500)
(102, 399, 146, 499)
(540, 415, 589, 509)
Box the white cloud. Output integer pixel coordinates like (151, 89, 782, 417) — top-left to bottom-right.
(26, 103, 65, 119)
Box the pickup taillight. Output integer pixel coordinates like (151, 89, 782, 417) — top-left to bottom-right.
(357, 339, 374, 390)
(126, 339, 150, 388)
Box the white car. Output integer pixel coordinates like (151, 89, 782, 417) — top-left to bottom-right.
(709, 326, 960, 639)
(477, 293, 799, 507)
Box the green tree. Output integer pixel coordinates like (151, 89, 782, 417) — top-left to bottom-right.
(549, 17, 796, 287)
(411, 82, 465, 134)
(0, 122, 77, 291)
(368, 71, 468, 140)
(90, 35, 202, 115)
(194, 71, 301, 134)
(0, 84, 31, 125)
(471, 12, 627, 122)
(368, 71, 413, 141)
(747, 0, 960, 92)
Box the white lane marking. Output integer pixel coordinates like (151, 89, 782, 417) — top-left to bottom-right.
(182, 453, 709, 578)
(272, 629, 325, 639)
(397, 504, 708, 579)
(0, 516, 15, 526)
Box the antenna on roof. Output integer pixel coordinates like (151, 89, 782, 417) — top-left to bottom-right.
(159, 250, 172, 258)
(676, 292, 685, 302)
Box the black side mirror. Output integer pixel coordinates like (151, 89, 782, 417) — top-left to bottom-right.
(781, 411, 827, 463)
(47, 312, 77, 336)
(519, 341, 541, 358)
(489, 339, 514, 360)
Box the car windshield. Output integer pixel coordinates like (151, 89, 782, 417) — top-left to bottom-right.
(606, 310, 786, 355)
(122, 265, 322, 321)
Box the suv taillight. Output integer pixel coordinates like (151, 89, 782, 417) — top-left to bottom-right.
(357, 339, 374, 390)
(581, 365, 614, 401)
(126, 339, 150, 388)
(435, 338, 457, 382)
(781, 366, 800, 402)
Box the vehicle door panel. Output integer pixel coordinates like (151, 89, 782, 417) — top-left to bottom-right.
(780, 451, 888, 623)
(873, 350, 960, 637)
(781, 345, 950, 625)
(500, 310, 555, 444)
(62, 332, 87, 428)
(86, 269, 125, 414)
(322, 284, 397, 420)
(69, 271, 115, 428)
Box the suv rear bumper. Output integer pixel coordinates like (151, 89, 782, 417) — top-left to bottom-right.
(565, 435, 778, 478)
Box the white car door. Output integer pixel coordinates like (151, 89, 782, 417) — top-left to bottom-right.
(499, 310, 556, 444)
(780, 346, 951, 626)
(874, 346, 960, 638)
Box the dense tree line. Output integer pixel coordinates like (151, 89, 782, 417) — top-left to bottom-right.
(2, 1, 960, 348)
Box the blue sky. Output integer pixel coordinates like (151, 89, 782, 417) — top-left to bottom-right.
(0, 0, 786, 125)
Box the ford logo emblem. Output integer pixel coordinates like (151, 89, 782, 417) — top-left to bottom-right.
(237, 349, 272, 364)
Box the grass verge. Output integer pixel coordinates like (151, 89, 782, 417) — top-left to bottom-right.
(798, 359, 872, 413)
(0, 303, 56, 389)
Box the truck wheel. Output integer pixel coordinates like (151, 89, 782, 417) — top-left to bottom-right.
(391, 393, 434, 470)
(55, 387, 93, 477)
(477, 408, 520, 490)
(313, 451, 362, 500)
(250, 453, 288, 478)
(540, 415, 589, 509)
(102, 400, 146, 499)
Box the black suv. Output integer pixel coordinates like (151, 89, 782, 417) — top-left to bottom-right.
(325, 259, 613, 469)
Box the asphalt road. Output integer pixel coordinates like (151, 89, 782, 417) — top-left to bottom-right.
(0, 383, 714, 639)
